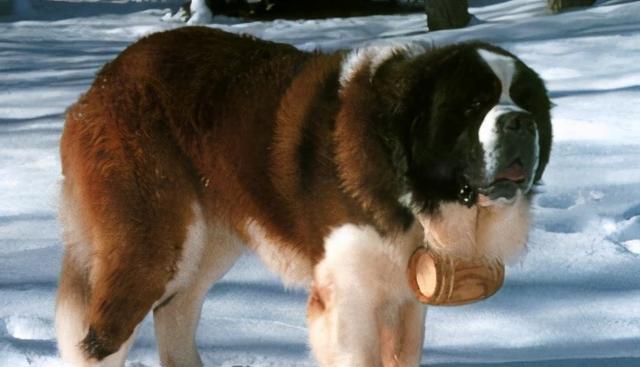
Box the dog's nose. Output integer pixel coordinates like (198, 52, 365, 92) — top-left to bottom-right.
(501, 112, 535, 134)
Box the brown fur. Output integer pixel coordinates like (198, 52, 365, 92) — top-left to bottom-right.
(58, 27, 413, 360)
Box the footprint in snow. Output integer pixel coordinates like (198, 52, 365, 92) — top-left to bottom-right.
(623, 202, 640, 220)
(534, 191, 604, 234)
(535, 192, 577, 209)
(3, 315, 54, 341)
(607, 205, 640, 256)
(535, 190, 604, 210)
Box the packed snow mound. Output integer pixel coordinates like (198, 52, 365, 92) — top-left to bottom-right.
(188, 0, 213, 25)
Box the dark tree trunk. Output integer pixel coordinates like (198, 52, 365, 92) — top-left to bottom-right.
(548, 0, 596, 13)
(181, 0, 418, 20)
(0, 0, 12, 15)
(424, 0, 470, 31)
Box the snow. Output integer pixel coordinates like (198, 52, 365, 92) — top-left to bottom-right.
(1, 0, 640, 366)
(188, 0, 212, 25)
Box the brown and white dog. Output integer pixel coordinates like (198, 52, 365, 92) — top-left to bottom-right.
(56, 27, 552, 366)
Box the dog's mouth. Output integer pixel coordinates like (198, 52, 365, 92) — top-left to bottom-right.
(458, 159, 533, 207)
(478, 159, 529, 205)
(491, 159, 527, 185)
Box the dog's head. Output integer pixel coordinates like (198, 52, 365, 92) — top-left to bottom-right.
(384, 43, 552, 210)
(370, 43, 553, 260)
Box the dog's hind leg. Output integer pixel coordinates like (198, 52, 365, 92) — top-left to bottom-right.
(153, 221, 243, 367)
(72, 204, 188, 364)
(56, 250, 139, 367)
(56, 185, 141, 367)
(58, 113, 206, 363)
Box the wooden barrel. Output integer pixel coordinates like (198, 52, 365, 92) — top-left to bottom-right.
(407, 247, 505, 306)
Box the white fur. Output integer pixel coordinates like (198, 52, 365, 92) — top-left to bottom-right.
(58, 186, 92, 272)
(420, 202, 478, 259)
(477, 49, 520, 106)
(56, 296, 137, 367)
(339, 42, 427, 88)
(244, 220, 314, 287)
(154, 220, 243, 367)
(420, 194, 530, 263)
(158, 202, 209, 304)
(476, 192, 531, 263)
(477, 48, 529, 181)
(308, 223, 425, 367)
(56, 189, 92, 366)
(56, 296, 89, 367)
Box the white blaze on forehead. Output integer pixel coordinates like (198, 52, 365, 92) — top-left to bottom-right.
(477, 48, 526, 180)
(477, 48, 519, 105)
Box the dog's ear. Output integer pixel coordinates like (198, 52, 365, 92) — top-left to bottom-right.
(370, 54, 415, 116)
(370, 48, 463, 134)
(506, 59, 552, 184)
(334, 56, 415, 233)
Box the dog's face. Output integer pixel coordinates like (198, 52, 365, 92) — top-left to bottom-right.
(399, 44, 552, 212)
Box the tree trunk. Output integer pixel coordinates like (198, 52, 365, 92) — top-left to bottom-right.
(0, 0, 11, 16)
(425, 0, 470, 31)
(548, 0, 596, 13)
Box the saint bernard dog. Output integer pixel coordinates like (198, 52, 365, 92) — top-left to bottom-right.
(56, 27, 552, 366)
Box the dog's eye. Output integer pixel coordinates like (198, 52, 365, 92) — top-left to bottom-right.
(464, 99, 483, 116)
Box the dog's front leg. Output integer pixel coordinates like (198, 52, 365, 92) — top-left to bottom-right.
(380, 299, 426, 367)
(307, 282, 382, 367)
(307, 224, 424, 367)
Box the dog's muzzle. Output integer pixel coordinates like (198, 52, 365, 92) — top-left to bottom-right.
(480, 110, 539, 203)
(458, 107, 540, 207)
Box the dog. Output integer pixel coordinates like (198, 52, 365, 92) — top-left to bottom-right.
(56, 26, 552, 366)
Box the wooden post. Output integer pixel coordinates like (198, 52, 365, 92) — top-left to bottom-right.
(548, 0, 596, 13)
(424, 0, 470, 31)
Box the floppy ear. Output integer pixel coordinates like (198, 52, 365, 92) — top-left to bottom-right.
(534, 110, 552, 183)
(369, 48, 471, 214)
(533, 92, 553, 181)
(334, 63, 414, 233)
(369, 54, 419, 118)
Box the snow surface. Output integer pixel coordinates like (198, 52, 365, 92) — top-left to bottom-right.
(1, 0, 640, 366)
